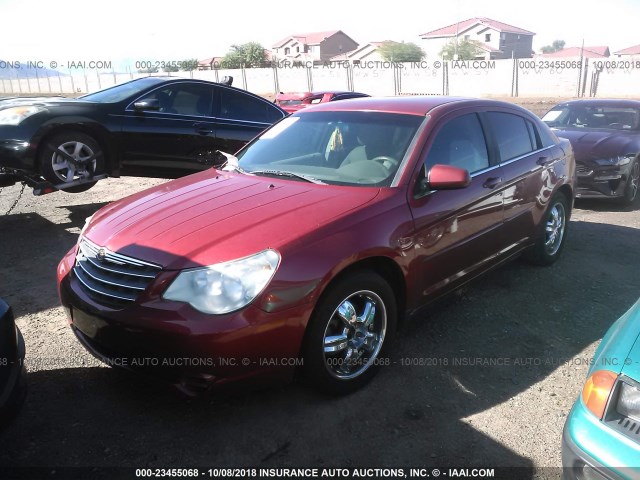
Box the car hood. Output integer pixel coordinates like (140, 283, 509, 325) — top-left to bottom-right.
(591, 298, 640, 379)
(0, 96, 93, 109)
(83, 169, 381, 270)
(620, 300, 640, 380)
(552, 128, 636, 162)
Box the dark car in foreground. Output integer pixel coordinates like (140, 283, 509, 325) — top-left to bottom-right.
(563, 297, 640, 478)
(57, 96, 575, 395)
(542, 99, 640, 205)
(275, 90, 370, 114)
(0, 298, 26, 427)
(0, 77, 286, 193)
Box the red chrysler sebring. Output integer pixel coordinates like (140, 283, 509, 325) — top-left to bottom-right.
(57, 97, 576, 395)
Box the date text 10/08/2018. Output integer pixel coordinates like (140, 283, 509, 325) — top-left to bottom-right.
(135, 467, 497, 478)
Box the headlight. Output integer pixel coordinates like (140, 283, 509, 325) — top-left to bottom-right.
(163, 249, 280, 314)
(595, 155, 632, 166)
(616, 381, 640, 421)
(0, 106, 45, 125)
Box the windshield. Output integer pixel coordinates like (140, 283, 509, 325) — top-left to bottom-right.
(236, 111, 424, 187)
(543, 105, 640, 131)
(79, 77, 165, 103)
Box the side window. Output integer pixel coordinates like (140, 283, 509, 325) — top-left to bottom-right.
(425, 113, 490, 174)
(140, 84, 213, 116)
(486, 112, 535, 162)
(219, 88, 284, 123)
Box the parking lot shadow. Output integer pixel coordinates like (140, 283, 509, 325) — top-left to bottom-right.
(0, 204, 108, 316)
(0, 218, 638, 476)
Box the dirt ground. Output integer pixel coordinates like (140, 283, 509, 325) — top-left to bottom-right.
(0, 101, 639, 479)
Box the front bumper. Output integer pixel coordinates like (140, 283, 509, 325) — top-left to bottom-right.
(575, 162, 633, 198)
(57, 248, 310, 394)
(562, 399, 640, 479)
(0, 125, 38, 171)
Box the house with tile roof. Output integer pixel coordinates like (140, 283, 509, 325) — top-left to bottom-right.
(536, 46, 610, 58)
(614, 44, 640, 57)
(419, 17, 535, 60)
(272, 30, 359, 62)
(329, 42, 385, 64)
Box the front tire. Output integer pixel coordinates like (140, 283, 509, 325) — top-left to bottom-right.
(524, 192, 569, 266)
(621, 159, 639, 206)
(38, 131, 104, 193)
(302, 271, 397, 395)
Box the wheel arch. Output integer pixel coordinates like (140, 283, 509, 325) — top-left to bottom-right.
(304, 254, 407, 336)
(556, 184, 574, 217)
(35, 122, 116, 176)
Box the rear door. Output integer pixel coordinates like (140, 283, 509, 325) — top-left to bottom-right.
(120, 82, 219, 174)
(483, 110, 563, 251)
(408, 111, 505, 300)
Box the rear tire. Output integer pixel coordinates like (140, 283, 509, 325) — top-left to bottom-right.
(38, 131, 104, 193)
(524, 192, 569, 266)
(302, 271, 397, 395)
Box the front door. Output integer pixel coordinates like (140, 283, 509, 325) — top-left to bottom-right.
(408, 111, 505, 301)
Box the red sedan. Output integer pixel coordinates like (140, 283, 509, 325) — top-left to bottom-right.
(275, 90, 370, 114)
(57, 97, 576, 395)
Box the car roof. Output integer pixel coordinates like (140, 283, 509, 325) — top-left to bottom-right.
(556, 99, 640, 108)
(295, 96, 523, 116)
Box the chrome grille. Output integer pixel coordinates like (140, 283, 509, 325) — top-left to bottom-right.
(73, 238, 161, 307)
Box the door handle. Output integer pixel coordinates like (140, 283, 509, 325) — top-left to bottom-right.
(483, 177, 502, 189)
(194, 123, 213, 135)
(537, 156, 552, 167)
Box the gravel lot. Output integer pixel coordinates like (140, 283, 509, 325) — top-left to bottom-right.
(0, 101, 639, 478)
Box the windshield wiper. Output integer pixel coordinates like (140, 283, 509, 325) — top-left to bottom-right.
(249, 169, 326, 185)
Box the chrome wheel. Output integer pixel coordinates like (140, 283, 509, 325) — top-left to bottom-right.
(544, 201, 566, 256)
(323, 290, 387, 380)
(50, 141, 96, 183)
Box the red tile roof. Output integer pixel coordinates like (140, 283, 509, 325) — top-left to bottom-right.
(537, 46, 610, 58)
(614, 44, 640, 55)
(273, 30, 342, 48)
(197, 57, 223, 67)
(420, 17, 535, 38)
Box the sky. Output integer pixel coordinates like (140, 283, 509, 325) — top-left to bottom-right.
(1, 0, 639, 70)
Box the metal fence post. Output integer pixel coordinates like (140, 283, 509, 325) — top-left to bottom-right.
(273, 65, 280, 94)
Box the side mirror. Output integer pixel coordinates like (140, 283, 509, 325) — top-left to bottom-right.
(133, 98, 160, 111)
(220, 76, 233, 86)
(428, 164, 471, 190)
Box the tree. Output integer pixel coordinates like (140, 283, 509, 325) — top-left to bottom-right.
(439, 38, 484, 60)
(541, 40, 566, 53)
(378, 41, 425, 62)
(221, 42, 267, 68)
(137, 66, 159, 74)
